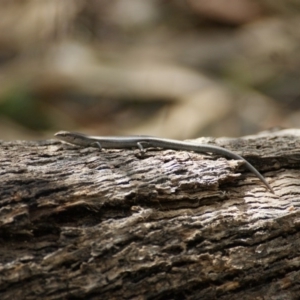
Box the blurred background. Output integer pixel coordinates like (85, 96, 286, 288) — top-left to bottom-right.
(0, 0, 299, 140)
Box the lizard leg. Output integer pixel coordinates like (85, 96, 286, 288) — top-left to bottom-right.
(137, 142, 145, 153)
(91, 142, 102, 150)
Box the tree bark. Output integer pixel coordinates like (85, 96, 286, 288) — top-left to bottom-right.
(1, 129, 300, 299)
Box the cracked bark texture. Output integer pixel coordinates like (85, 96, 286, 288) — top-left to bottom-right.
(1, 129, 300, 300)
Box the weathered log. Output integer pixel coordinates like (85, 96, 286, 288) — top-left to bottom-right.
(0, 129, 300, 299)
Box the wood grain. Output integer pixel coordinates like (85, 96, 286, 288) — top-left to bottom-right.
(0, 129, 300, 299)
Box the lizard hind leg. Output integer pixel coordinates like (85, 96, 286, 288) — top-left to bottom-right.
(137, 142, 145, 153)
(138, 141, 151, 154)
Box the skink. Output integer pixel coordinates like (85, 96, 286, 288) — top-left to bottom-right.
(55, 131, 274, 193)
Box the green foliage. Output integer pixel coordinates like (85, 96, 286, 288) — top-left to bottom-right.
(0, 88, 50, 129)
